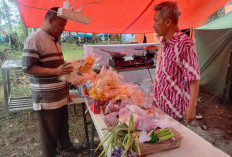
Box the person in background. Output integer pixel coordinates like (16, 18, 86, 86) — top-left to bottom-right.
(22, 7, 85, 157)
(152, 1, 200, 124)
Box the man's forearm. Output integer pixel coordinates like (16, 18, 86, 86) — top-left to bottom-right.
(24, 65, 57, 76)
(189, 80, 200, 109)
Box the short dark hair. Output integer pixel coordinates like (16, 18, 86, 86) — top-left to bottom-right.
(154, 1, 181, 24)
(44, 7, 59, 21)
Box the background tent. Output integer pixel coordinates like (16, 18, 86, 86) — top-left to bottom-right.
(195, 11, 232, 100)
(15, 0, 230, 34)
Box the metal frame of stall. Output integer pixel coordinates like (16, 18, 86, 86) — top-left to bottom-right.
(1, 60, 33, 112)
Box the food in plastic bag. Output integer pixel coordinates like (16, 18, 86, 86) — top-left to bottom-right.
(118, 105, 156, 131)
(104, 100, 120, 115)
(59, 59, 82, 83)
(126, 105, 147, 116)
(134, 115, 156, 131)
(138, 130, 151, 143)
(104, 112, 119, 127)
(119, 107, 130, 124)
(88, 69, 125, 101)
(78, 56, 95, 73)
(72, 71, 97, 86)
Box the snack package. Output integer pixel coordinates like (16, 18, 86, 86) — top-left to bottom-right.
(88, 69, 125, 101)
(78, 56, 95, 73)
(72, 71, 97, 86)
(59, 59, 83, 83)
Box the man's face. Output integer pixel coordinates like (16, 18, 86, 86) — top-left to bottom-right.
(50, 18, 67, 38)
(153, 11, 168, 37)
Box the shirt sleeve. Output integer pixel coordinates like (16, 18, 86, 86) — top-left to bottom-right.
(22, 37, 40, 72)
(182, 41, 201, 81)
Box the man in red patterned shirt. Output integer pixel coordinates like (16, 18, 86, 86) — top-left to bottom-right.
(152, 1, 200, 124)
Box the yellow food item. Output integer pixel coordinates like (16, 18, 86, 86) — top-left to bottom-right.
(89, 87, 109, 101)
(78, 57, 95, 73)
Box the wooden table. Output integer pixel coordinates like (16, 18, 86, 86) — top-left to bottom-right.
(85, 104, 230, 157)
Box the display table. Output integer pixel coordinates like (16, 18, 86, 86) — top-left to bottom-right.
(85, 103, 230, 157)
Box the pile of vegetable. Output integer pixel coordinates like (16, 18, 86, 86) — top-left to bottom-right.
(96, 115, 141, 157)
(149, 128, 175, 144)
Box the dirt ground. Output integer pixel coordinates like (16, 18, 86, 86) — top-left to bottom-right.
(0, 87, 231, 157)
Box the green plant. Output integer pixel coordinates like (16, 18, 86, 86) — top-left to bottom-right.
(96, 115, 140, 157)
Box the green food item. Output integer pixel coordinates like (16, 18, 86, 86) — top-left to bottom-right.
(95, 115, 141, 157)
(150, 132, 159, 143)
(149, 128, 176, 144)
(154, 128, 170, 135)
(156, 130, 172, 137)
(159, 133, 175, 141)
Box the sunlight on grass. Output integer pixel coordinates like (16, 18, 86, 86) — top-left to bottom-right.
(61, 43, 84, 60)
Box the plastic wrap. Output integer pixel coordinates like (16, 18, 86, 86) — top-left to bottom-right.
(134, 115, 156, 131)
(118, 107, 130, 124)
(88, 69, 126, 101)
(126, 105, 147, 116)
(138, 131, 151, 143)
(104, 100, 120, 115)
(103, 112, 119, 127)
(78, 56, 95, 73)
(59, 59, 83, 83)
(72, 71, 97, 86)
(125, 84, 145, 106)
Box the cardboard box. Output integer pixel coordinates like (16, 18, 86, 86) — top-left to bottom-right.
(139, 128, 183, 156)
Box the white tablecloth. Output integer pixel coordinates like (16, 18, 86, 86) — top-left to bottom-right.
(86, 105, 230, 157)
(83, 43, 159, 82)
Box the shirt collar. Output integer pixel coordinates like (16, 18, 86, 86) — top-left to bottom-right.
(161, 29, 181, 46)
(38, 28, 57, 42)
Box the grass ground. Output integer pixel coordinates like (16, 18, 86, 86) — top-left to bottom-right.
(61, 42, 83, 61)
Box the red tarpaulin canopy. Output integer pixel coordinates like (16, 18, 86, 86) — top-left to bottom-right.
(16, 0, 229, 34)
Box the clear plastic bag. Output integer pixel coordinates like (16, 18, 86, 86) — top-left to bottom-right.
(104, 100, 120, 115)
(59, 59, 83, 83)
(144, 84, 154, 109)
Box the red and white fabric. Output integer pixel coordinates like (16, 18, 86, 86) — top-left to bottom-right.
(153, 30, 200, 119)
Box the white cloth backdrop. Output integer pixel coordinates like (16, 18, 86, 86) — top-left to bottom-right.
(83, 43, 159, 83)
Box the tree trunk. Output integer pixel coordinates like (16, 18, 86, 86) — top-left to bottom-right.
(2, 0, 13, 34)
(21, 20, 28, 38)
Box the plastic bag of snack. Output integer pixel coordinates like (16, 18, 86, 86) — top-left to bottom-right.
(59, 59, 83, 83)
(72, 70, 97, 86)
(78, 56, 95, 73)
(78, 51, 100, 73)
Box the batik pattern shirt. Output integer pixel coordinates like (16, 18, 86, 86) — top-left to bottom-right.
(22, 29, 69, 110)
(153, 30, 200, 118)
